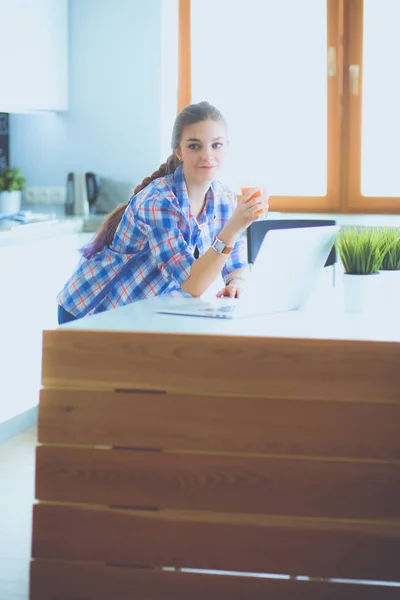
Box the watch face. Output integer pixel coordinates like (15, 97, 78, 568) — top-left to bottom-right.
(213, 237, 232, 254)
(213, 238, 224, 253)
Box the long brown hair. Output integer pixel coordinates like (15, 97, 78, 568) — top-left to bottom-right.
(81, 101, 226, 259)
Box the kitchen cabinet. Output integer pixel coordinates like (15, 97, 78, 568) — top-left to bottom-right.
(0, 0, 68, 112)
(0, 232, 89, 424)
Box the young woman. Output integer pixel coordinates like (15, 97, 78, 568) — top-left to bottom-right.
(57, 101, 269, 324)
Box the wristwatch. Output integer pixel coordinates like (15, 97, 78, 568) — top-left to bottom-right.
(211, 236, 233, 255)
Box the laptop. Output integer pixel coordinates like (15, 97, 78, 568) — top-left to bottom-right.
(157, 225, 339, 319)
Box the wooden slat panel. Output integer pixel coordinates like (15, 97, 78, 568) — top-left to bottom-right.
(41, 330, 400, 401)
(30, 560, 400, 600)
(35, 446, 400, 519)
(38, 389, 400, 459)
(32, 504, 400, 581)
(38, 389, 400, 460)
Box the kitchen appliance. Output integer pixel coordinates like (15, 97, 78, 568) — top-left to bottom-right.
(65, 172, 99, 215)
(0, 113, 9, 172)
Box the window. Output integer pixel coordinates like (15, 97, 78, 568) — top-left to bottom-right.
(179, 0, 400, 214)
(347, 0, 400, 211)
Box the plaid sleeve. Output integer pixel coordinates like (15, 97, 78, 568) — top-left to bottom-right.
(222, 234, 248, 281)
(217, 190, 249, 280)
(137, 197, 195, 286)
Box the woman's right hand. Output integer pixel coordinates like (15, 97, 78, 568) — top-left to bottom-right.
(228, 187, 270, 235)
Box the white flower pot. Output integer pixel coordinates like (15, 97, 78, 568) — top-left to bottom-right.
(343, 273, 380, 313)
(0, 190, 22, 214)
(379, 270, 400, 312)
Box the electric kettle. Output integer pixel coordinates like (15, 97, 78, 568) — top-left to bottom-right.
(65, 172, 98, 215)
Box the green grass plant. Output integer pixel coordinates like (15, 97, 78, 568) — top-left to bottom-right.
(379, 228, 400, 271)
(336, 227, 384, 275)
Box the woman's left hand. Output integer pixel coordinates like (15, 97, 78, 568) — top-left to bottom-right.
(216, 280, 244, 299)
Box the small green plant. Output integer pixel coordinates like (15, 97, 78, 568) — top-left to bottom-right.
(379, 227, 400, 271)
(336, 227, 384, 274)
(0, 167, 26, 192)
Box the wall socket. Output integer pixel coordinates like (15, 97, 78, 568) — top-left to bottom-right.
(23, 186, 66, 205)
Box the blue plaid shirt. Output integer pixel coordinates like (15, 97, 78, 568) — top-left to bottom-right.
(57, 164, 248, 317)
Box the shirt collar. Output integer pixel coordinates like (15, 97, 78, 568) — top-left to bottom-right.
(173, 163, 217, 221)
(173, 163, 191, 212)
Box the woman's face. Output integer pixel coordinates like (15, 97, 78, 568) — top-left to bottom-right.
(176, 119, 228, 186)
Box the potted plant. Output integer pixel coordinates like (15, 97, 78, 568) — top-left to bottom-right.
(336, 227, 384, 312)
(379, 227, 400, 271)
(378, 227, 400, 310)
(0, 166, 26, 214)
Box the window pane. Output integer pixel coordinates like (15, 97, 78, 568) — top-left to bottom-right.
(362, 0, 400, 196)
(191, 0, 327, 195)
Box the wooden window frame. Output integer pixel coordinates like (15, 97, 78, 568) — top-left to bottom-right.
(178, 0, 400, 214)
(178, 0, 191, 112)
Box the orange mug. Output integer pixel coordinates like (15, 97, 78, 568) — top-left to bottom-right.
(240, 186, 268, 215)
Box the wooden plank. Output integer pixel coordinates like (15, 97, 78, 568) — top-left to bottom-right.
(38, 389, 400, 460)
(32, 504, 400, 581)
(41, 330, 400, 401)
(35, 446, 400, 519)
(30, 560, 400, 600)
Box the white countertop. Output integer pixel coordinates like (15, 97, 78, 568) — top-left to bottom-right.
(1, 210, 400, 248)
(61, 283, 400, 343)
(0, 216, 83, 246)
(271, 212, 400, 227)
(0, 213, 106, 247)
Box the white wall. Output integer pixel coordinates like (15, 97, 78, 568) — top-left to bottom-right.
(9, 0, 163, 187)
